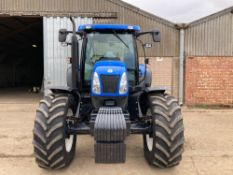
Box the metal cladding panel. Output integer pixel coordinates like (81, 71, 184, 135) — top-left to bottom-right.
(185, 12, 233, 56)
(43, 17, 92, 93)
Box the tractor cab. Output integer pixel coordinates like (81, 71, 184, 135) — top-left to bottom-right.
(79, 24, 139, 87)
(79, 24, 141, 108)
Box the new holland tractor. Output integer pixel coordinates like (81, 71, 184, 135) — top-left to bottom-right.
(33, 18, 184, 169)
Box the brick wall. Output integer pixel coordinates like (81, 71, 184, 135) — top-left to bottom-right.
(139, 57, 179, 98)
(185, 57, 233, 105)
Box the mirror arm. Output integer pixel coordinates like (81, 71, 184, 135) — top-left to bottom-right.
(136, 31, 155, 37)
(136, 30, 160, 42)
(70, 17, 76, 34)
(65, 31, 83, 36)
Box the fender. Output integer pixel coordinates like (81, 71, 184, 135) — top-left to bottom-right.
(49, 86, 81, 119)
(143, 87, 166, 94)
(139, 87, 167, 115)
(49, 86, 80, 98)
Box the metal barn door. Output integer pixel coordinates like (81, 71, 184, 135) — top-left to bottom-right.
(43, 17, 92, 94)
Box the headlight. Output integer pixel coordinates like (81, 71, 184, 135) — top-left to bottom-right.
(119, 72, 128, 94)
(92, 72, 101, 94)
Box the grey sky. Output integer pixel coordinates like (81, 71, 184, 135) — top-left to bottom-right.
(122, 0, 233, 23)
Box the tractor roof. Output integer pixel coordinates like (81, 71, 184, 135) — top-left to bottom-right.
(78, 24, 141, 32)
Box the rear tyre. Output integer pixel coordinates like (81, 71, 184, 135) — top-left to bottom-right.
(33, 94, 77, 169)
(143, 93, 184, 168)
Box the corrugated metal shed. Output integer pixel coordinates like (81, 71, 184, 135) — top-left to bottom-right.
(43, 17, 92, 94)
(0, 0, 179, 57)
(185, 6, 233, 56)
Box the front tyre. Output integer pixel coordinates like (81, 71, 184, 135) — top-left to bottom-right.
(33, 94, 77, 169)
(143, 93, 184, 168)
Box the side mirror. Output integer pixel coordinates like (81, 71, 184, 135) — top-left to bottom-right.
(145, 58, 150, 64)
(152, 31, 161, 42)
(59, 29, 68, 42)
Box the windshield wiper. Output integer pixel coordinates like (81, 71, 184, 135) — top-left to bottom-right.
(112, 31, 129, 49)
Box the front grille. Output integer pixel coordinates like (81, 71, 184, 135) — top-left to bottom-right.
(101, 75, 120, 93)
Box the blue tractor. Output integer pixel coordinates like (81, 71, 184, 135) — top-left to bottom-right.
(33, 18, 184, 169)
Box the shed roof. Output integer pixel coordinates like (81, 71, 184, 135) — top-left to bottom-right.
(189, 6, 233, 27)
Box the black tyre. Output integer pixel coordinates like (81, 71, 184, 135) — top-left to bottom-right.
(143, 93, 184, 168)
(33, 94, 77, 169)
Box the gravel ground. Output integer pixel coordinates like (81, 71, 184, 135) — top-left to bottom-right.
(0, 91, 233, 175)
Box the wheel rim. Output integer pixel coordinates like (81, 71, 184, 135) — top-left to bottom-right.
(65, 108, 74, 152)
(146, 108, 153, 152)
(146, 134, 153, 152)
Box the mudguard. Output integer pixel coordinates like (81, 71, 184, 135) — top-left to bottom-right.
(143, 87, 167, 94)
(139, 87, 167, 115)
(48, 87, 80, 99)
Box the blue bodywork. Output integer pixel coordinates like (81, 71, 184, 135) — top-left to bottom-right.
(78, 24, 141, 32)
(91, 60, 128, 97)
(139, 64, 146, 78)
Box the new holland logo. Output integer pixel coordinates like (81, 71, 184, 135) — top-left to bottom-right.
(107, 69, 113, 73)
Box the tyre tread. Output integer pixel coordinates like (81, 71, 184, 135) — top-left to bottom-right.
(144, 93, 184, 168)
(33, 94, 76, 169)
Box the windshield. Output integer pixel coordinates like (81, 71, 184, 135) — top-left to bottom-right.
(84, 32, 136, 86)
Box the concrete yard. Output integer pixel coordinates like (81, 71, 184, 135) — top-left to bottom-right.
(0, 91, 233, 175)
